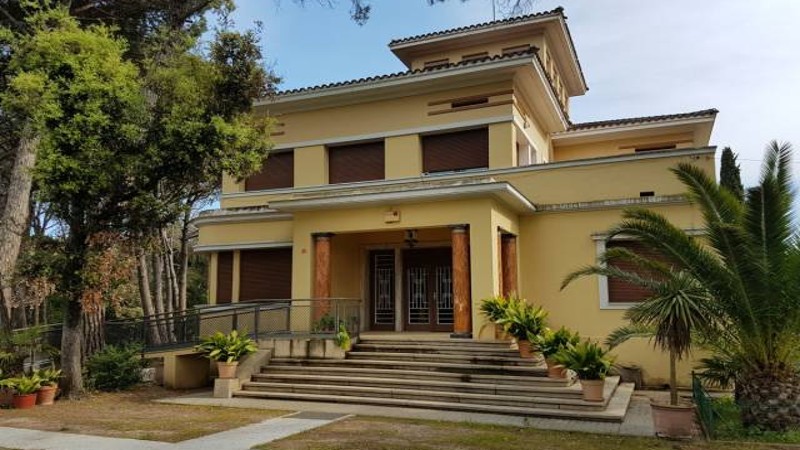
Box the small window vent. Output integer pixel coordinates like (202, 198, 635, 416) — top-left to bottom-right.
(424, 59, 450, 70)
(640, 191, 655, 198)
(451, 97, 488, 108)
(634, 144, 677, 153)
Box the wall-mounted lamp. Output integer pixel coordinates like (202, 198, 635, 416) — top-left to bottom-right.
(404, 229, 418, 248)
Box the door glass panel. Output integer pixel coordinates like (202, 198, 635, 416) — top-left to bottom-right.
(435, 265, 454, 325)
(373, 252, 395, 325)
(407, 267, 429, 324)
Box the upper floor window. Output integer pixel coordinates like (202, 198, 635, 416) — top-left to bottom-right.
(422, 128, 489, 174)
(502, 44, 531, 56)
(461, 52, 488, 63)
(245, 150, 294, 191)
(424, 58, 450, 70)
(328, 140, 385, 184)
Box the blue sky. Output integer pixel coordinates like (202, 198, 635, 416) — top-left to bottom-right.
(227, 0, 800, 189)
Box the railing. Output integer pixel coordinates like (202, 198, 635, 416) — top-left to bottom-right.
(692, 372, 718, 439)
(13, 298, 362, 354)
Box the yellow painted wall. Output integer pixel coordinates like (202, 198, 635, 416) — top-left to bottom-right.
(295, 145, 328, 187)
(553, 132, 697, 162)
(197, 220, 293, 246)
(385, 135, 422, 179)
(489, 122, 516, 168)
(265, 82, 514, 148)
(518, 203, 703, 386)
(407, 35, 546, 71)
(496, 152, 716, 205)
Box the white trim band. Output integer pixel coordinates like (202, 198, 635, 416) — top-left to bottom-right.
(194, 241, 293, 253)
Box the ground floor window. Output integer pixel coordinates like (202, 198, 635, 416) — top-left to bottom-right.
(239, 247, 293, 301)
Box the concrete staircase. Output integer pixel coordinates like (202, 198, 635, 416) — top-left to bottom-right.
(235, 337, 634, 421)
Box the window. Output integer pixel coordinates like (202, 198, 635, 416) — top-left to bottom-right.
(239, 248, 293, 301)
(424, 59, 449, 70)
(216, 251, 233, 304)
(422, 128, 489, 173)
(517, 142, 536, 166)
(502, 44, 531, 56)
(461, 52, 488, 63)
(245, 150, 294, 191)
(328, 141, 385, 184)
(597, 240, 670, 307)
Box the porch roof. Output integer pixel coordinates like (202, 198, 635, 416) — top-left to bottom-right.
(268, 178, 536, 214)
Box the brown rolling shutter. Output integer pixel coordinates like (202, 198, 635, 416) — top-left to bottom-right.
(239, 248, 293, 301)
(216, 251, 233, 304)
(328, 141, 385, 184)
(245, 151, 294, 191)
(422, 128, 489, 173)
(606, 241, 667, 303)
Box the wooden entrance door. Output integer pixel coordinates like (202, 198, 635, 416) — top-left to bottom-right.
(403, 248, 454, 332)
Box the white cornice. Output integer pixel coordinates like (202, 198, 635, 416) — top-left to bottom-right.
(554, 116, 716, 141)
(194, 209, 293, 226)
(269, 182, 536, 214)
(537, 195, 689, 214)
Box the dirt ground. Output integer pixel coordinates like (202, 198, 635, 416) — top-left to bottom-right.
(0, 385, 288, 443)
(256, 416, 788, 450)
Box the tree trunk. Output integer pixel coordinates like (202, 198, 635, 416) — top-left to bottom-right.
(81, 307, 105, 360)
(152, 253, 169, 342)
(0, 133, 39, 332)
(60, 227, 87, 399)
(177, 208, 191, 312)
(669, 351, 678, 406)
(136, 251, 162, 345)
(738, 369, 800, 431)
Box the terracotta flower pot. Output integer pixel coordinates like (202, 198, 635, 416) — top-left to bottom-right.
(12, 393, 37, 409)
(217, 361, 239, 379)
(37, 385, 58, 406)
(580, 379, 605, 402)
(545, 358, 567, 379)
(517, 339, 535, 358)
(651, 401, 696, 439)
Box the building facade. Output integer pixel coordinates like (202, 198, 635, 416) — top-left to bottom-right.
(196, 8, 718, 384)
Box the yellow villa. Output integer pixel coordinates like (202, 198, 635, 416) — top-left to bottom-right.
(196, 7, 717, 392)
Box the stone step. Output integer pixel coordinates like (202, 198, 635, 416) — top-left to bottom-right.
(346, 351, 541, 366)
(240, 379, 616, 410)
(357, 339, 513, 350)
(352, 343, 519, 357)
(262, 365, 572, 387)
(268, 357, 549, 376)
(250, 373, 582, 398)
(233, 380, 635, 422)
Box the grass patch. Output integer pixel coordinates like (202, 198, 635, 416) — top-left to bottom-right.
(0, 384, 287, 442)
(711, 397, 800, 444)
(254, 416, 789, 450)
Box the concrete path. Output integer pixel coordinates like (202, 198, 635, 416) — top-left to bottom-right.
(0, 412, 349, 450)
(158, 386, 655, 437)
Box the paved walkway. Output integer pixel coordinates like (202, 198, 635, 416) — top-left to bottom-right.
(0, 412, 349, 450)
(157, 389, 655, 437)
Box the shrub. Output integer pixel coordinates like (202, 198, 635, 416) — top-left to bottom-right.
(334, 322, 351, 350)
(534, 327, 580, 359)
(195, 330, 257, 363)
(553, 340, 614, 380)
(1, 373, 42, 395)
(495, 297, 548, 342)
(85, 345, 145, 391)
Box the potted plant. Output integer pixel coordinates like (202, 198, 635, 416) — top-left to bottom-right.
(0, 369, 12, 407)
(553, 340, 613, 402)
(496, 298, 548, 358)
(334, 322, 351, 351)
(35, 367, 61, 405)
(534, 327, 580, 378)
(479, 295, 511, 341)
(195, 330, 257, 379)
(2, 373, 42, 409)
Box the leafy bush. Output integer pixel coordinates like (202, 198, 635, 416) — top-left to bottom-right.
(334, 322, 351, 350)
(35, 367, 62, 387)
(195, 330, 257, 363)
(712, 397, 800, 443)
(479, 295, 511, 323)
(495, 297, 548, 342)
(534, 327, 580, 359)
(312, 314, 336, 333)
(553, 340, 614, 380)
(85, 345, 145, 391)
(1, 373, 42, 395)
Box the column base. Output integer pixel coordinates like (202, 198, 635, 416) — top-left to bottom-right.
(450, 332, 473, 339)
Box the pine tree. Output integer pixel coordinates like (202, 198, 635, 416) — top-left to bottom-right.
(720, 147, 745, 201)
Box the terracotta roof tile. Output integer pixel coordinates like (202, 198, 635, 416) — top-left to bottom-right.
(388, 7, 564, 47)
(275, 48, 538, 97)
(567, 109, 718, 131)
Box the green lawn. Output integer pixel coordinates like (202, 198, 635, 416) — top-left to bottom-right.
(254, 416, 788, 450)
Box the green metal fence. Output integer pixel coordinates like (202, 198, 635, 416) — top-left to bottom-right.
(692, 372, 719, 439)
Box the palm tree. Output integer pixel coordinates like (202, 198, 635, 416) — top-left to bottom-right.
(566, 142, 800, 430)
(563, 261, 712, 406)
